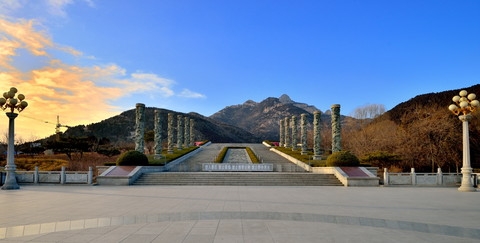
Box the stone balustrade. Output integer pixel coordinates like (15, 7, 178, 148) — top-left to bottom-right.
(2, 166, 94, 185)
(383, 168, 478, 187)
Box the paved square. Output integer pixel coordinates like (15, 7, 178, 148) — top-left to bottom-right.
(0, 185, 479, 242)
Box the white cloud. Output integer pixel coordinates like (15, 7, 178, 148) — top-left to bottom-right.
(0, 0, 25, 15)
(46, 0, 96, 17)
(179, 89, 206, 98)
(46, 0, 74, 17)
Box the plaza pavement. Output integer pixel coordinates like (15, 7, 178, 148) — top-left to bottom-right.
(0, 185, 479, 242)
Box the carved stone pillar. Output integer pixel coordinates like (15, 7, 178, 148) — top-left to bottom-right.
(177, 114, 184, 150)
(331, 104, 341, 153)
(190, 119, 195, 146)
(134, 103, 145, 153)
(279, 119, 284, 147)
(154, 110, 163, 159)
(184, 116, 190, 148)
(284, 117, 290, 148)
(167, 113, 174, 154)
(300, 113, 308, 155)
(313, 111, 322, 160)
(291, 115, 297, 151)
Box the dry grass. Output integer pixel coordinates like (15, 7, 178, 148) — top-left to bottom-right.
(0, 152, 119, 171)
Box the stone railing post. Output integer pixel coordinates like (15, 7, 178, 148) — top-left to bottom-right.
(34, 166, 39, 184)
(437, 167, 443, 185)
(60, 166, 66, 184)
(383, 168, 389, 186)
(411, 168, 416, 185)
(88, 167, 93, 184)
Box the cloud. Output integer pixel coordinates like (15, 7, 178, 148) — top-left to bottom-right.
(0, 17, 202, 139)
(0, 0, 24, 15)
(46, 0, 74, 17)
(179, 89, 206, 98)
(0, 0, 96, 18)
(46, 0, 96, 17)
(0, 19, 52, 70)
(127, 73, 175, 97)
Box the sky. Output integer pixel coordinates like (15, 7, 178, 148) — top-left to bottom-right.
(0, 0, 479, 140)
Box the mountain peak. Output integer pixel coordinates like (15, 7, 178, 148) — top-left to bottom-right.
(279, 94, 293, 103)
(244, 99, 257, 106)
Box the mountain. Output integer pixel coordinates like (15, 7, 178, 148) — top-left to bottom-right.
(60, 107, 261, 144)
(209, 94, 331, 141)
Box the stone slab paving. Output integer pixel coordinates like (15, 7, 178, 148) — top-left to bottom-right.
(223, 148, 252, 163)
(0, 185, 479, 242)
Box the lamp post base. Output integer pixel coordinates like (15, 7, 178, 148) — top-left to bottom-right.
(2, 167, 19, 190)
(458, 167, 476, 192)
(458, 186, 476, 192)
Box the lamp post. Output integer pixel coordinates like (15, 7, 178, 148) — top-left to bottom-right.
(448, 90, 479, 192)
(0, 87, 28, 190)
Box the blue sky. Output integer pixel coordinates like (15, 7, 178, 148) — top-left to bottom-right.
(0, 0, 479, 139)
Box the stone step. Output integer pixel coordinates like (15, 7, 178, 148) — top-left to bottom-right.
(133, 172, 343, 186)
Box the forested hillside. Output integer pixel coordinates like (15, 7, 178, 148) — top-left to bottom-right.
(342, 84, 480, 172)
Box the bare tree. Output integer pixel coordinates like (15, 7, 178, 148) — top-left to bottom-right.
(351, 104, 386, 120)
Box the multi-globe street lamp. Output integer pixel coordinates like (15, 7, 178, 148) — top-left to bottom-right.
(0, 87, 28, 190)
(448, 90, 479, 192)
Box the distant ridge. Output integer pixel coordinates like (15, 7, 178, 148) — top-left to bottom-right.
(209, 95, 328, 141)
(59, 107, 261, 144)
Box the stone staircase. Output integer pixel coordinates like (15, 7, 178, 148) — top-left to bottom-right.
(133, 172, 343, 186)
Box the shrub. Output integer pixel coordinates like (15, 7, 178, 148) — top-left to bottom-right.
(116, 150, 149, 166)
(326, 151, 360, 167)
(215, 147, 229, 163)
(245, 147, 260, 163)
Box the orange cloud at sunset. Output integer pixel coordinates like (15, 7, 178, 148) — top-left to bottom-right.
(0, 18, 173, 140)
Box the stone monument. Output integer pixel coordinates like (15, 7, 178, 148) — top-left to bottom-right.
(177, 114, 184, 150)
(190, 118, 195, 146)
(300, 113, 308, 155)
(279, 119, 284, 147)
(153, 109, 163, 159)
(313, 111, 322, 160)
(184, 116, 190, 148)
(291, 115, 297, 151)
(284, 117, 290, 148)
(331, 104, 342, 153)
(135, 103, 145, 153)
(167, 113, 174, 154)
